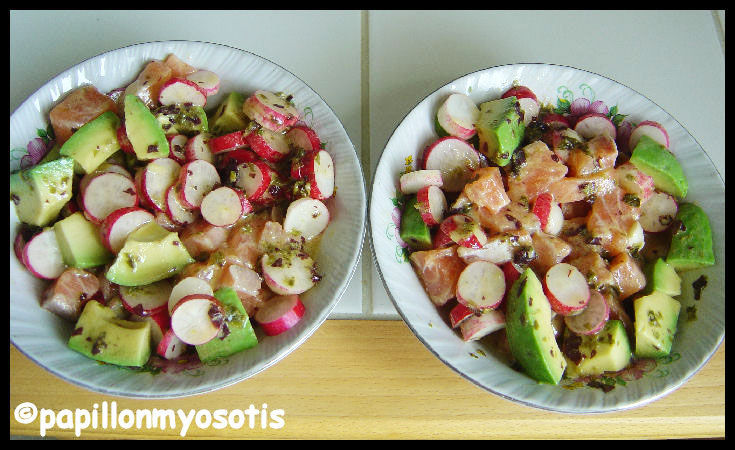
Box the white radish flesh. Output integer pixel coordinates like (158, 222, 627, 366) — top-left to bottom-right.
(639, 191, 678, 233)
(305, 150, 335, 200)
(399, 169, 443, 194)
(184, 132, 214, 163)
(236, 161, 274, 202)
(178, 160, 221, 209)
(120, 279, 173, 316)
(81, 172, 138, 224)
(200, 186, 249, 227)
(254, 294, 305, 336)
(544, 263, 590, 316)
(544, 202, 564, 235)
(157, 328, 188, 360)
(129, 310, 169, 346)
(449, 302, 475, 328)
(170, 294, 224, 345)
(518, 97, 540, 125)
(439, 214, 487, 249)
(168, 276, 214, 314)
(459, 309, 506, 342)
(101, 207, 154, 253)
(246, 128, 292, 163)
(242, 90, 300, 133)
(573, 113, 616, 139)
(422, 137, 481, 192)
(564, 289, 610, 335)
(283, 198, 330, 239)
(261, 252, 317, 295)
(436, 93, 480, 140)
(286, 125, 321, 151)
(141, 157, 181, 213)
(456, 235, 516, 265)
(629, 120, 670, 150)
(416, 185, 447, 226)
(456, 261, 506, 310)
(185, 70, 220, 95)
(158, 78, 207, 107)
(167, 134, 188, 164)
(23, 228, 66, 279)
(166, 184, 198, 226)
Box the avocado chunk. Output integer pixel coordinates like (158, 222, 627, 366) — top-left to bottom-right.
(154, 103, 209, 136)
(633, 291, 681, 358)
(68, 300, 151, 367)
(399, 195, 433, 250)
(195, 287, 258, 363)
(106, 222, 194, 286)
(210, 92, 249, 135)
(629, 135, 688, 198)
(124, 95, 169, 160)
(505, 268, 566, 384)
(54, 212, 113, 268)
(58, 111, 121, 174)
(563, 320, 632, 378)
(475, 96, 525, 167)
(665, 203, 715, 271)
(10, 157, 74, 227)
(39, 143, 62, 165)
(643, 258, 681, 296)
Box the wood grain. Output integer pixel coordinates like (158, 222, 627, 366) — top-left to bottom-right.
(10, 320, 724, 439)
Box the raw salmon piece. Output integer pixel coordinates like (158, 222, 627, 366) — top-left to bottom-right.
(224, 213, 270, 270)
(41, 268, 101, 322)
(546, 169, 616, 204)
(531, 232, 572, 275)
(609, 252, 646, 300)
(409, 246, 465, 307)
(566, 134, 618, 177)
(615, 162, 656, 204)
(560, 200, 591, 219)
(217, 263, 262, 298)
(241, 287, 273, 318)
(566, 251, 614, 289)
(462, 167, 510, 215)
(559, 218, 604, 260)
(122, 60, 173, 109)
(586, 188, 641, 257)
(602, 289, 633, 335)
(507, 140, 568, 202)
(49, 85, 119, 145)
(179, 219, 229, 260)
(163, 54, 197, 79)
(478, 201, 541, 235)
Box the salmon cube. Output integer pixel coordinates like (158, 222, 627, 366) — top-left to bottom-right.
(409, 246, 465, 307)
(507, 140, 568, 202)
(546, 169, 616, 204)
(122, 60, 173, 109)
(217, 263, 262, 298)
(49, 85, 119, 145)
(163, 54, 197, 79)
(566, 134, 618, 177)
(609, 252, 646, 300)
(462, 167, 510, 215)
(478, 201, 541, 235)
(179, 219, 229, 260)
(566, 251, 614, 289)
(531, 232, 572, 275)
(40, 268, 101, 322)
(586, 188, 641, 257)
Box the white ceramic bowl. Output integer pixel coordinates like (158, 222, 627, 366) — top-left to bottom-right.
(369, 63, 724, 413)
(10, 41, 366, 398)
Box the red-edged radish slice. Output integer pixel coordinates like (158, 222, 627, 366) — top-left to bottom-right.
(168, 276, 214, 314)
(14, 226, 38, 263)
(544, 263, 590, 316)
(261, 252, 317, 295)
(81, 172, 138, 224)
(246, 128, 291, 163)
(422, 136, 481, 192)
(542, 113, 571, 130)
(439, 214, 487, 249)
(134, 168, 151, 210)
(456, 261, 506, 310)
(629, 120, 670, 150)
(283, 198, 330, 239)
(573, 113, 616, 139)
(100, 207, 154, 253)
(639, 191, 678, 233)
(432, 227, 454, 249)
(178, 159, 221, 209)
(436, 93, 480, 140)
(117, 124, 136, 155)
(416, 185, 447, 226)
(129, 309, 169, 346)
(502, 85, 537, 102)
(185, 70, 220, 96)
(158, 77, 207, 107)
(170, 294, 224, 345)
(459, 309, 506, 342)
(399, 169, 443, 195)
(286, 125, 321, 151)
(449, 302, 475, 328)
(157, 328, 188, 360)
(532, 193, 553, 230)
(301, 150, 335, 200)
(255, 294, 306, 336)
(155, 209, 181, 231)
(184, 132, 214, 163)
(221, 148, 258, 168)
(79, 163, 132, 195)
(544, 201, 563, 235)
(242, 90, 300, 133)
(456, 235, 516, 265)
(166, 184, 198, 226)
(120, 279, 173, 316)
(501, 86, 540, 125)
(501, 261, 522, 290)
(22, 228, 65, 279)
(140, 157, 181, 213)
(167, 134, 188, 164)
(564, 289, 610, 335)
(615, 162, 656, 204)
(236, 160, 276, 203)
(209, 131, 248, 154)
(200, 186, 251, 227)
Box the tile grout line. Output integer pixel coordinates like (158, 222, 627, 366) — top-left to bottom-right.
(360, 10, 374, 316)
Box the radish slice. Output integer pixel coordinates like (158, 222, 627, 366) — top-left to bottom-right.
(639, 191, 678, 233)
(501, 261, 522, 289)
(209, 131, 248, 154)
(166, 184, 198, 226)
(564, 289, 610, 335)
(416, 185, 447, 226)
(439, 214, 487, 249)
(255, 294, 306, 336)
(283, 198, 330, 239)
(154, 209, 181, 232)
(588, 100, 609, 115)
(117, 124, 136, 155)
(573, 113, 616, 139)
(544, 201, 563, 235)
(100, 206, 154, 253)
(200, 186, 250, 227)
(184, 132, 214, 163)
(81, 172, 138, 224)
(168, 277, 214, 314)
(185, 70, 220, 95)
(517, 97, 540, 125)
(459, 309, 506, 342)
(542, 113, 571, 130)
(246, 128, 291, 163)
(236, 160, 275, 203)
(570, 98, 591, 116)
(141, 157, 181, 213)
(286, 125, 321, 151)
(502, 85, 538, 102)
(456, 236, 514, 265)
(399, 169, 443, 195)
(120, 279, 173, 316)
(544, 263, 590, 316)
(449, 302, 475, 328)
(221, 148, 258, 169)
(436, 93, 480, 140)
(178, 159, 221, 209)
(157, 328, 188, 360)
(170, 294, 224, 345)
(158, 77, 207, 107)
(261, 252, 317, 295)
(242, 90, 300, 133)
(629, 120, 670, 150)
(422, 136, 481, 192)
(456, 261, 506, 310)
(79, 163, 132, 194)
(302, 150, 335, 200)
(129, 310, 169, 346)
(532, 193, 554, 230)
(432, 227, 454, 249)
(22, 228, 65, 279)
(167, 134, 188, 164)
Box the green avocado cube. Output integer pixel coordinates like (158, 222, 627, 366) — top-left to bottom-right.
(643, 258, 681, 297)
(155, 103, 209, 136)
(53, 212, 113, 268)
(124, 95, 170, 160)
(564, 320, 632, 378)
(629, 135, 688, 198)
(209, 92, 249, 135)
(475, 96, 525, 166)
(666, 203, 715, 271)
(59, 111, 121, 174)
(399, 195, 433, 250)
(195, 287, 258, 363)
(634, 291, 681, 358)
(10, 157, 74, 227)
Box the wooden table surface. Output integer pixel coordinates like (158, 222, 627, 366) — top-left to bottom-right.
(10, 320, 725, 439)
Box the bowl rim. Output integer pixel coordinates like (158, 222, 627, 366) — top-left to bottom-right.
(10, 39, 367, 399)
(368, 62, 725, 414)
